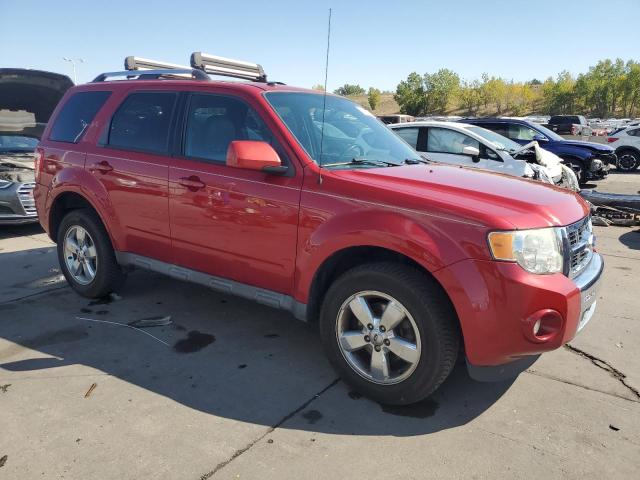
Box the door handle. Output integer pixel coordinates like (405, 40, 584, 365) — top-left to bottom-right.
(89, 161, 113, 173)
(179, 175, 206, 191)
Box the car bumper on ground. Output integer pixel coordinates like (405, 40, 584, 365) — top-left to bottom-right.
(434, 252, 604, 381)
(0, 182, 38, 225)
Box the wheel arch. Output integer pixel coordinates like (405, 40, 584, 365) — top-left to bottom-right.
(304, 245, 461, 336)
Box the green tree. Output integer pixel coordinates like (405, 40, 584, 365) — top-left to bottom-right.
(394, 72, 426, 116)
(367, 87, 381, 111)
(334, 84, 365, 96)
(423, 68, 460, 114)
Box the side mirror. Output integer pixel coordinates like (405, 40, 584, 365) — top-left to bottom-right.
(462, 146, 480, 162)
(226, 140, 287, 174)
(533, 134, 548, 142)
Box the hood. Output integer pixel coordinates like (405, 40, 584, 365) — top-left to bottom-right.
(333, 163, 589, 230)
(0, 69, 73, 138)
(558, 139, 614, 153)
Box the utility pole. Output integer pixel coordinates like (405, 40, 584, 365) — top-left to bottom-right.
(63, 57, 84, 84)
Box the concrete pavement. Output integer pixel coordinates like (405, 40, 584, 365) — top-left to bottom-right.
(0, 175, 638, 479)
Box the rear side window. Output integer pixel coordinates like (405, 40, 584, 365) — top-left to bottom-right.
(108, 92, 177, 154)
(628, 128, 640, 137)
(49, 91, 111, 143)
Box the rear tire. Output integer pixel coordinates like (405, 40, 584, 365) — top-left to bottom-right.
(57, 209, 126, 298)
(319, 262, 460, 405)
(617, 150, 640, 172)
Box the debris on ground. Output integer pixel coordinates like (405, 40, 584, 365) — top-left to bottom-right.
(84, 383, 97, 398)
(128, 316, 172, 328)
(609, 424, 620, 432)
(580, 190, 640, 227)
(0, 384, 10, 393)
(0, 455, 7, 467)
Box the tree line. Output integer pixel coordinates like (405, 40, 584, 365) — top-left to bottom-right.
(328, 58, 640, 118)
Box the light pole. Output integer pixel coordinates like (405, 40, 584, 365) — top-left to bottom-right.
(63, 57, 84, 84)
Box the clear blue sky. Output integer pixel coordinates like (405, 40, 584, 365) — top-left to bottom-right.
(1, 0, 639, 90)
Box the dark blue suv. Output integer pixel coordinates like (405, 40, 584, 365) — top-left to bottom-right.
(461, 118, 616, 183)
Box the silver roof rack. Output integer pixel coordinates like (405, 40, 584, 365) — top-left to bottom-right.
(191, 52, 267, 82)
(93, 53, 270, 83)
(124, 56, 192, 71)
(92, 68, 209, 82)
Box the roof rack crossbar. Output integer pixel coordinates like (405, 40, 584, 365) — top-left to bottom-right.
(124, 56, 192, 71)
(191, 52, 267, 82)
(92, 69, 209, 82)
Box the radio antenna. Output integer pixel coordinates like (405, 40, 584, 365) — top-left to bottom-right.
(318, 7, 332, 185)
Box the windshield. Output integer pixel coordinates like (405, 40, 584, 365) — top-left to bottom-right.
(532, 123, 563, 141)
(264, 92, 421, 167)
(465, 126, 522, 151)
(0, 135, 39, 153)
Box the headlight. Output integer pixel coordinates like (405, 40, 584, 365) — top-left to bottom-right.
(488, 227, 564, 274)
(590, 158, 603, 171)
(0, 180, 14, 189)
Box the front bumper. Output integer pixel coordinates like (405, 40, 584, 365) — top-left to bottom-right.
(0, 182, 38, 225)
(434, 252, 604, 381)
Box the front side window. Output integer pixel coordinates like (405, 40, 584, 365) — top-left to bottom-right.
(628, 128, 640, 137)
(426, 127, 479, 154)
(49, 91, 111, 143)
(183, 94, 278, 163)
(465, 126, 521, 152)
(393, 127, 419, 149)
(108, 92, 177, 154)
(264, 92, 421, 168)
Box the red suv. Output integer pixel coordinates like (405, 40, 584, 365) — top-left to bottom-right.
(34, 54, 603, 405)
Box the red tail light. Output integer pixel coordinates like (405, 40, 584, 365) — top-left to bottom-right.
(34, 147, 44, 183)
(607, 137, 619, 143)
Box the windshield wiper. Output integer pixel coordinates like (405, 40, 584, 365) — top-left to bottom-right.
(404, 156, 429, 164)
(323, 157, 401, 168)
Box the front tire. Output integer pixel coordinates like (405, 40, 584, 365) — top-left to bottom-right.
(319, 262, 460, 405)
(57, 209, 126, 298)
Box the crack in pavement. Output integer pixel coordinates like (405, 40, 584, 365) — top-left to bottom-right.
(525, 370, 639, 403)
(564, 344, 640, 400)
(199, 378, 340, 479)
(0, 285, 69, 306)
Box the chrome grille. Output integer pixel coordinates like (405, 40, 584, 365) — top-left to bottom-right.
(565, 216, 593, 278)
(17, 182, 37, 216)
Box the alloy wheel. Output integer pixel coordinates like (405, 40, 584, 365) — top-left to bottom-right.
(335, 291, 421, 385)
(63, 225, 98, 285)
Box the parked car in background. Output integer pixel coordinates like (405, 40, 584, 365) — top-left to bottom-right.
(607, 125, 640, 171)
(378, 114, 414, 124)
(461, 118, 614, 183)
(390, 121, 578, 190)
(34, 54, 603, 405)
(0, 69, 73, 224)
(544, 115, 592, 137)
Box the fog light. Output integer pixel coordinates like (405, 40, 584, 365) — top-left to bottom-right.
(523, 309, 563, 343)
(533, 318, 542, 336)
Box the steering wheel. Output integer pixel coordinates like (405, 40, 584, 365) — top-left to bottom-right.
(339, 144, 364, 161)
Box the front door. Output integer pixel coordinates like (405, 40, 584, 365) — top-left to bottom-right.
(422, 127, 486, 169)
(168, 92, 302, 295)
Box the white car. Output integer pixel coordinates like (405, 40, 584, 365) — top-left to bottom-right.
(390, 121, 578, 190)
(607, 126, 640, 171)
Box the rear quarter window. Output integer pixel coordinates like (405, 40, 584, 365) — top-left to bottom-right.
(49, 91, 111, 143)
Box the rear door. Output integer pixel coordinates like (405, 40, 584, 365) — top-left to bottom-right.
(86, 90, 177, 263)
(168, 90, 302, 294)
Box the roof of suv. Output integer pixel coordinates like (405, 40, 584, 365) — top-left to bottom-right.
(72, 78, 321, 96)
